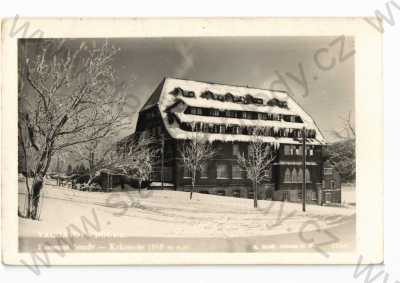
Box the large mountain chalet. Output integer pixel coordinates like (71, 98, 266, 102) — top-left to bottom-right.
(133, 78, 341, 204)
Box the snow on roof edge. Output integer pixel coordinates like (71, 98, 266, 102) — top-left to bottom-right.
(157, 77, 327, 145)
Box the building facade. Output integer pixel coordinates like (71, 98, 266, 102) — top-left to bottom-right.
(133, 77, 340, 204)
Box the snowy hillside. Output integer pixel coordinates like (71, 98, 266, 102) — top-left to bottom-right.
(19, 183, 354, 239)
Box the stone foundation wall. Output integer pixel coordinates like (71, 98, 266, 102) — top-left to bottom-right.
(272, 189, 318, 203)
(178, 184, 274, 200)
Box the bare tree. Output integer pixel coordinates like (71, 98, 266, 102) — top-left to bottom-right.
(327, 111, 356, 183)
(131, 139, 158, 191)
(237, 129, 276, 208)
(73, 133, 159, 191)
(72, 138, 117, 179)
(18, 39, 127, 219)
(331, 110, 355, 140)
(179, 134, 216, 200)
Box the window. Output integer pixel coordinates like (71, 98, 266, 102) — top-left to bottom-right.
(325, 192, 332, 203)
(220, 125, 226, 134)
(226, 110, 237, 118)
(247, 144, 253, 157)
(283, 128, 289, 137)
(225, 93, 234, 102)
(291, 168, 297, 183)
(216, 162, 229, 179)
(195, 123, 201, 132)
(232, 190, 241, 198)
(202, 123, 211, 133)
(200, 163, 208, 179)
(297, 168, 303, 183)
(196, 108, 203, 115)
(284, 145, 291, 156)
(216, 143, 224, 154)
(330, 180, 335, 189)
(309, 148, 314, 156)
(211, 109, 219, 116)
(233, 144, 240, 156)
(305, 168, 311, 183)
(186, 91, 195, 97)
(284, 168, 292, 183)
(183, 166, 191, 179)
(190, 107, 197, 115)
(213, 124, 219, 133)
(247, 127, 254, 135)
(232, 164, 243, 179)
(163, 167, 173, 182)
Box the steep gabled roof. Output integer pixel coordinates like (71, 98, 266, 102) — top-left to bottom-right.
(141, 77, 327, 145)
(140, 78, 166, 111)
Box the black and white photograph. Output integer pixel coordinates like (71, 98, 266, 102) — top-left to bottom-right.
(16, 36, 356, 253)
(1, 17, 383, 266)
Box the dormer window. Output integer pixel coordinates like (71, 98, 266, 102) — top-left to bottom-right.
(201, 90, 214, 99)
(183, 91, 195, 97)
(254, 98, 263, 104)
(233, 96, 242, 103)
(216, 94, 225, 101)
(170, 87, 183, 96)
(225, 93, 234, 102)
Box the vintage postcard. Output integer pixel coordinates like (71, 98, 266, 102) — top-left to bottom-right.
(1, 18, 383, 265)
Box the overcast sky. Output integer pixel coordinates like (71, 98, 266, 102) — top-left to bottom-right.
(77, 37, 355, 142)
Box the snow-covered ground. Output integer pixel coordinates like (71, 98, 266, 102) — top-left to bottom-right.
(19, 182, 355, 239)
(342, 184, 356, 205)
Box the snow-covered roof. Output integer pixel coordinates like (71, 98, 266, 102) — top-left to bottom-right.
(143, 78, 327, 145)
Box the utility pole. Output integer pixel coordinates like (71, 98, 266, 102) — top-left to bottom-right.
(302, 127, 306, 212)
(161, 134, 164, 190)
